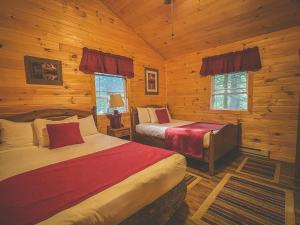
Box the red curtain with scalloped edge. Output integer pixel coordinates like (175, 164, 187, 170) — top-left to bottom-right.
(117, 55, 134, 78)
(102, 53, 118, 75)
(200, 47, 261, 76)
(79, 47, 134, 78)
(79, 48, 104, 74)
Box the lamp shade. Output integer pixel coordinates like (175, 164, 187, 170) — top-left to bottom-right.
(109, 94, 124, 108)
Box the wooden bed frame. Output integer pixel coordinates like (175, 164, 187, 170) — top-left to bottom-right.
(131, 105, 241, 175)
(0, 108, 186, 225)
(0, 108, 97, 124)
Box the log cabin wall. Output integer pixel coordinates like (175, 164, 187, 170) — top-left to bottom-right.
(0, 1, 299, 163)
(166, 26, 300, 163)
(0, 0, 166, 133)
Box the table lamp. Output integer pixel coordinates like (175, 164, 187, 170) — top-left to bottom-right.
(108, 94, 124, 128)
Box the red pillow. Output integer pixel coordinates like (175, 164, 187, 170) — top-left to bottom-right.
(155, 109, 170, 124)
(46, 122, 84, 149)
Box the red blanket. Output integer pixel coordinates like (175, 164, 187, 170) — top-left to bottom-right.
(0, 142, 174, 225)
(165, 123, 224, 159)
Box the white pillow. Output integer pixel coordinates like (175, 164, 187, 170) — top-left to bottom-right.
(147, 107, 172, 123)
(137, 107, 151, 124)
(33, 116, 78, 147)
(79, 115, 98, 137)
(165, 107, 172, 120)
(0, 119, 35, 149)
(147, 108, 159, 123)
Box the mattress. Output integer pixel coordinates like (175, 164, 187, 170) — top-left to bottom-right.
(0, 133, 186, 225)
(136, 119, 218, 148)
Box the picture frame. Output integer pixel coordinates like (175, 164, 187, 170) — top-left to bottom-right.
(145, 67, 159, 95)
(24, 56, 63, 85)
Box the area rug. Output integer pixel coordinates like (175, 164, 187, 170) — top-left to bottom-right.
(236, 157, 281, 183)
(184, 172, 202, 190)
(192, 173, 295, 225)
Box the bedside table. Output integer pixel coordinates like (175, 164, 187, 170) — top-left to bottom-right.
(107, 127, 131, 141)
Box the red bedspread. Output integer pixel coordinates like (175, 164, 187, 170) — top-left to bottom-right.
(165, 123, 224, 159)
(0, 142, 174, 225)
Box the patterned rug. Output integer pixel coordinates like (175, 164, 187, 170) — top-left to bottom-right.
(236, 157, 281, 183)
(184, 172, 202, 190)
(192, 173, 295, 225)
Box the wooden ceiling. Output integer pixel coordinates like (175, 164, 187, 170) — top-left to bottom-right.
(101, 0, 300, 58)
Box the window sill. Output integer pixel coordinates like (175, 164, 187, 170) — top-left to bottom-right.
(210, 108, 251, 114)
(96, 112, 129, 116)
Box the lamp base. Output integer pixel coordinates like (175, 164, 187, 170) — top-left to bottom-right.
(108, 112, 122, 129)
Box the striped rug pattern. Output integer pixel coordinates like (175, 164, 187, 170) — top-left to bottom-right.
(184, 172, 202, 190)
(192, 174, 295, 225)
(236, 157, 280, 183)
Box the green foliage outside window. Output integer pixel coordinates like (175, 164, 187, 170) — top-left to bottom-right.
(212, 72, 248, 110)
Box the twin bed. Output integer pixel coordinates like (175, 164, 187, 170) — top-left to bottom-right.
(0, 109, 186, 225)
(131, 105, 241, 175)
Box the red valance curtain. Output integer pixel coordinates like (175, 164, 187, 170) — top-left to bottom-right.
(79, 47, 134, 78)
(200, 47, 261, 76)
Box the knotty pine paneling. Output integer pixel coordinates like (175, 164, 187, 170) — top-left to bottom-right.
(0, 0, 166, 132)
(166, 26, 300, 163)
(102, 0, 300, 58)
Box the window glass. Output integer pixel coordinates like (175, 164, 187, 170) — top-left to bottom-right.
(95, 74, 127, 114)
(211, 71, 248, 110)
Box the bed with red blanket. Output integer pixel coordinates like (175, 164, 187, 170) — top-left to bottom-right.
(132, 106, 241, 175)
(0, 109, 186, 225)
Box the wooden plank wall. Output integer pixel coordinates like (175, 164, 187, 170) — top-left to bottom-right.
(0, 0, 166, 133)
(166, 26, 300, 163)
(102, 0, 300, 58)
(0, 0, 299, 163)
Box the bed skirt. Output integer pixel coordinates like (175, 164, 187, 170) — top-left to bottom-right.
(120, 178, 187, 225)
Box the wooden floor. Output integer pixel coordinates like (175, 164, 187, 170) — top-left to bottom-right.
(166, 152, 300, 225)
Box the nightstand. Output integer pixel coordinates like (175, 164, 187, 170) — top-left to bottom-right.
(107, 126, 131, 140)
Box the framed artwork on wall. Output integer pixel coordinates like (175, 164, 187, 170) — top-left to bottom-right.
(24, 56, 63, 85)
(145, 67, 159, 95)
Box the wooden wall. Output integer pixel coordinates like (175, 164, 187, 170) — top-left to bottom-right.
(0, 1, 299, 163)
(102, 0, 300, 58)
(0, 0, 166, 133)
(166, 26, 300, 163)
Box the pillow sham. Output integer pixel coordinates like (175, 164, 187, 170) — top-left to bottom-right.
(165, 107, 172, 120)
(137, 107, 151, 123)
(155, 109, 170, 124)
(147, 107, 172, 123)
(47, 122, 84, 149)
(79, 115, 98, 137)
(33, 116, 78, 147)
(147, 108, 159, 123)
(0, 119, 35, 149)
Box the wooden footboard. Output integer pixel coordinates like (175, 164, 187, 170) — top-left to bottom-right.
(208, 122, 241, 175)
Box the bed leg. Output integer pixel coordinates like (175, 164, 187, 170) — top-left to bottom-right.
(209, 130, 215, 176)
(209, 161, 214, 176)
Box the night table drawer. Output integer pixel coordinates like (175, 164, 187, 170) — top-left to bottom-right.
(107, 127, 131, 140)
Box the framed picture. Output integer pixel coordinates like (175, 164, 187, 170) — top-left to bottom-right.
(145, 67, 159, 95)
(24, 56, 63, 85)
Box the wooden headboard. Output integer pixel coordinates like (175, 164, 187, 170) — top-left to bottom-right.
(0, 107, 97, 125)
(131, 105, 166, 133)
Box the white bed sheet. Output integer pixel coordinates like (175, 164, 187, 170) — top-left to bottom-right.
(136, 119, 216, 148)
(0, 133, 186, 225)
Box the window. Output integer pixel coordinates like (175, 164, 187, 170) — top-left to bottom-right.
(211, 71, 248, 110)
(95, 74, 127, 114)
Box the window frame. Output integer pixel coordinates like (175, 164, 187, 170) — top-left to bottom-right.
(94, 73, 128, 115)
(210, 71, 250, 112)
